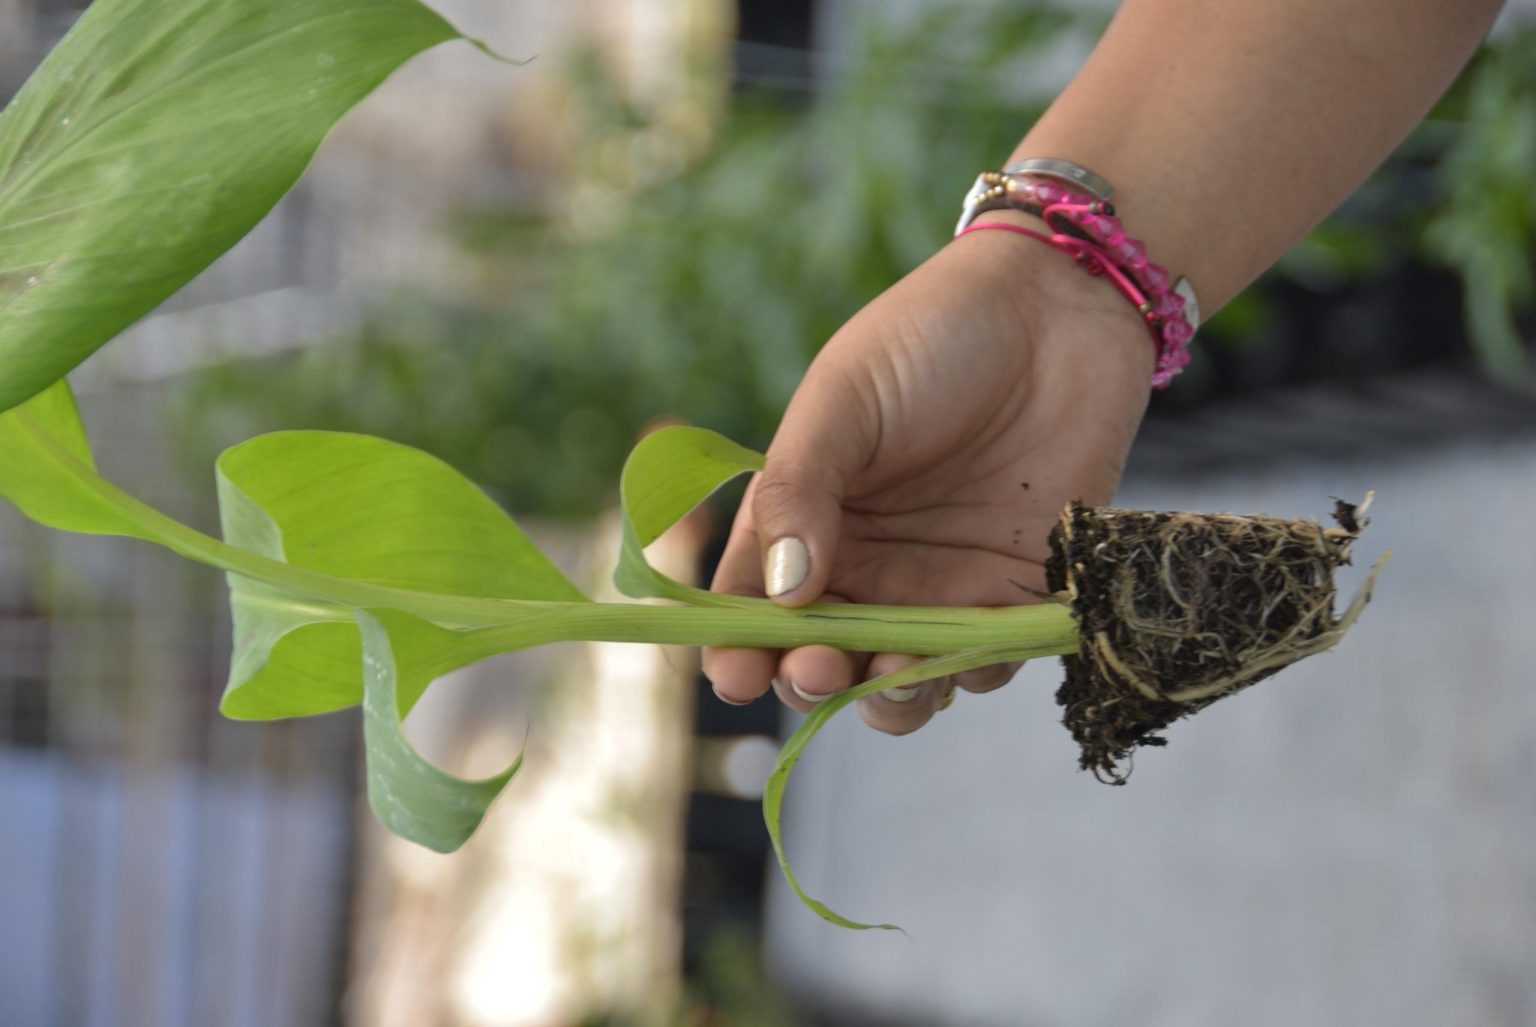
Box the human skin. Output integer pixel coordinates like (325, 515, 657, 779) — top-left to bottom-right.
(703, 0, 1508, 735)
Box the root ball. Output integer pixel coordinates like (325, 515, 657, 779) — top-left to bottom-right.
(1044, 498, 1383, 783)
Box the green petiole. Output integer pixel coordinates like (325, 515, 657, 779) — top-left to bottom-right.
(458, 599, 1078, 657)
(18, 399, 1078, 658)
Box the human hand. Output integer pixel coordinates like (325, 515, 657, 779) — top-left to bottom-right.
(702, 215, 1156, 734)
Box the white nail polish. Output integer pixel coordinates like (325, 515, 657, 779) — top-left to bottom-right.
(789, 682, 828, 705)
(765, 537, 808, 597)
(883, 685, 920, 703)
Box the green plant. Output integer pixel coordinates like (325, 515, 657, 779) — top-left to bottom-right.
(0, 380, 1082, 928)
(0, 0, 1381, 931)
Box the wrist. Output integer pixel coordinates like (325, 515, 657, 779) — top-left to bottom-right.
(945, 209, 1158, 384)
(955, 162, 1198, 387)
(1006, 140, 1213, 308)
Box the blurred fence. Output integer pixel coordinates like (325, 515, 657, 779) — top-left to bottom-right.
(0, 5, 479, 1018)
(0, 387, 361, 1027)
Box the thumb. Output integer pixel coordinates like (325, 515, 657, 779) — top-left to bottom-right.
(753, 379, 874, 607)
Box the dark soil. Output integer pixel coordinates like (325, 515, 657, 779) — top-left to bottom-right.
(1045, 498, 1381, 783)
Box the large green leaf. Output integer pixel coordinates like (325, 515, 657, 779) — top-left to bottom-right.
(217, 430, 588, 719)
(614, 425, 763, 600)
(358, 609, 520, 852)
(0, 0, 469, 413)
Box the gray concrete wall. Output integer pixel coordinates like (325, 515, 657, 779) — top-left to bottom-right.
(766, 432, 1536, 1027)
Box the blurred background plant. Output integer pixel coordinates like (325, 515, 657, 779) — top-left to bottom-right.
(167, 3, 1105, 515)
(1423, 25, 1536, 380)
(171, 2, 1536, 519)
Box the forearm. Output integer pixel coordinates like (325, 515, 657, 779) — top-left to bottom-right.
(1014, 0, 1506, 311)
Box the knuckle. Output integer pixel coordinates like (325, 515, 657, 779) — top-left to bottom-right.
(750, 473, 804, 524)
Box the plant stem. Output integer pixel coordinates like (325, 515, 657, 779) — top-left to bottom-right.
(85, 453, 1080, 658)
(450, 599, 1080, 660)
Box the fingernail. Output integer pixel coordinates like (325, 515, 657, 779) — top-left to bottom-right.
(883, 685, 920, 703)
(789, 681, 828, 705)
(765, 537, 808, 597)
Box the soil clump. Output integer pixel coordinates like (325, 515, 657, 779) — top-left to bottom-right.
(1046, 498, 1381, 783)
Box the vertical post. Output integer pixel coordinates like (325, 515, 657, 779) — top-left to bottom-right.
(348, 506, 707, 1026)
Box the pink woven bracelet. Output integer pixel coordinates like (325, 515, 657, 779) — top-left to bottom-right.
(956, 176, 1195, 389)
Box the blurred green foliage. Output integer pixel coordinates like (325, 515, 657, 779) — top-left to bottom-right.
(174, 4, 1102, 517)
(1248, 22, 1536, 379)
(1423, 26, 1536, 380)
(175, 5, 1536, 518)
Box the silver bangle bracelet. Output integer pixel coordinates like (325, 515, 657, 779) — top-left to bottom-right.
(1002, 158, 1114, 201)
(954, 157, 1115, 236)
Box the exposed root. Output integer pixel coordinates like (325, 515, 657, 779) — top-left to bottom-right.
(1045, 495, 1387, 783)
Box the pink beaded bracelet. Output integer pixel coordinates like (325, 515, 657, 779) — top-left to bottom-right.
(955, 171, 1198, 389)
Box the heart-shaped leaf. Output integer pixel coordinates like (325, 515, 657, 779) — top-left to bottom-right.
(358, 609, 520, 852)
(614, 425, 763, 600)
(216, 430, 588, 719)
(0, 0, 470, 413)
